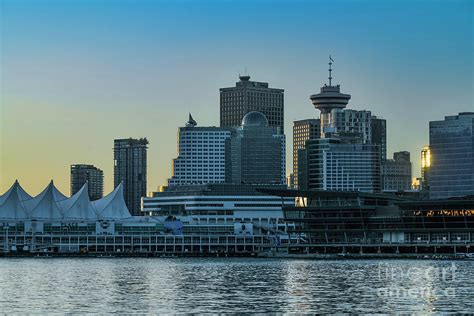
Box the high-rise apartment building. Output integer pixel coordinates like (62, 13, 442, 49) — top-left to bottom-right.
(168, 115, 233, 186)
(371, 116, 387, 161)
(70, 164, 103, 200)
(381, 151, 412, 191)
(220, 75, 284, 132)
(292, 119, 320, 189)
(429, 112, 474, 199)
(225, 111, 286, 185)
(300, 138, 381, 192)
(114, 138, 148, 215)
(330, 109, 372, 143)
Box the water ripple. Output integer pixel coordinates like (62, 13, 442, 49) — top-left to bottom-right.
(0, 258, 473, 313)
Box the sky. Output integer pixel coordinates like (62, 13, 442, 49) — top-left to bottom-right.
(0, 0, 473, 196)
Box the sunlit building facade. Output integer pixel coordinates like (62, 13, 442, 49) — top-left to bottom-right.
(421, 146, 431, 192)
(429, 112, 474, 199)
(293, 119, 320, 189)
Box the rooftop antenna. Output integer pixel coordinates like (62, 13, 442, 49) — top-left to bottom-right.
(328, 55, 334, 86)
(245, 65, 247, 76)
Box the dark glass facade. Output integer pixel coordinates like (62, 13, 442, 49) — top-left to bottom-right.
(114, 138, 148, 215)
(371, 116, 387, 161)
(225, 112, 285, 185)
(429, 113, 474, 199)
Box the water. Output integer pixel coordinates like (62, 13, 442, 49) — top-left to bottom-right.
(0, 258, 473, 313)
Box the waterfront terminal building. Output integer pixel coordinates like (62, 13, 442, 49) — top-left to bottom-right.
(0, 181, 295, 255)
(142, 184, 295, 238)
(259, 188, 474, 256)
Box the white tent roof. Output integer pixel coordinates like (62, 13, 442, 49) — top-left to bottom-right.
(23, 181, 65, 219)
(92, 183, 132, 219)
(0, 181, 30, 219)
(58, 183, 98, 219)
(0, 180, 132, 220)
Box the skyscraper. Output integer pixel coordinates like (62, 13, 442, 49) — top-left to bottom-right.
(429, 112, 474, 199)
(225, 111, 286, 185)
(70, 164, 103, 200)
(114, 138, 148, 215)
(293, 119, 320, 189)
(301, 138, 381, 192)
(168, 114, 233, 186)
(381, 151, 412, 191)
(371, 116, 387, 161)
(220, 75, 284, 132)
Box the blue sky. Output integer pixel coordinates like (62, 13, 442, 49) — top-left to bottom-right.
(1, 0, 473, 194)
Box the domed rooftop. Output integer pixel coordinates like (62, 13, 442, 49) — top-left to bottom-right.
(241, 111, 268, 127)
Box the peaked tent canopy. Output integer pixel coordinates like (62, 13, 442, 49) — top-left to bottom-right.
(58, 183, 98, 219)
(92, 183, 132, 219)
(23, 181, 65, 219)
(0, 180, 132, 220)
(0, 181, 31, 219)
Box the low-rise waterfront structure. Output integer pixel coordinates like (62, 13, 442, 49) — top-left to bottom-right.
(0, 181, 295, 255)
(142, 183, 295, 238)
(259, 188, 474, 256)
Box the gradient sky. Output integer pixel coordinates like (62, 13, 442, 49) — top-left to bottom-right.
(1, 0, 473, 196)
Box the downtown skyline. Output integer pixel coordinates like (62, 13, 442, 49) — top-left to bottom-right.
(1, 0, 473, 195)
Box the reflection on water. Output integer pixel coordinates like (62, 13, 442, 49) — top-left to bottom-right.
(0, 258, 473, 313)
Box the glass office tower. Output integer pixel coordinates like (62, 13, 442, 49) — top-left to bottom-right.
(225, 111, 286, 185)
(429, 112, 474, 199)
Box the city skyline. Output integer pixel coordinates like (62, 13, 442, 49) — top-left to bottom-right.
(1, 0, 473, 195)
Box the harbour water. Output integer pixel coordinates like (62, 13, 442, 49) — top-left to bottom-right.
(0, 258, 473, 313)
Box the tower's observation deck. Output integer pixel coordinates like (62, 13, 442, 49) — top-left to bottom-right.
(310, 84, 351, 114)
(310, 56, 352, 138)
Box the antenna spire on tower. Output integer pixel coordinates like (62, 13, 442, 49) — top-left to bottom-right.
(328, 55, 334, 86)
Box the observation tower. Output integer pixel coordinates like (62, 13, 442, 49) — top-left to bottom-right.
(310, 56, 351, 137)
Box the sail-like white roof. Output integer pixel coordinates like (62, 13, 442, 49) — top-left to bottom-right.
(0, 181, 132, 220)
(92, 183, 132, 219)
(23, 181, 66, 219)
(0, 181, 30, 219)
(58, 183, 98, 219)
